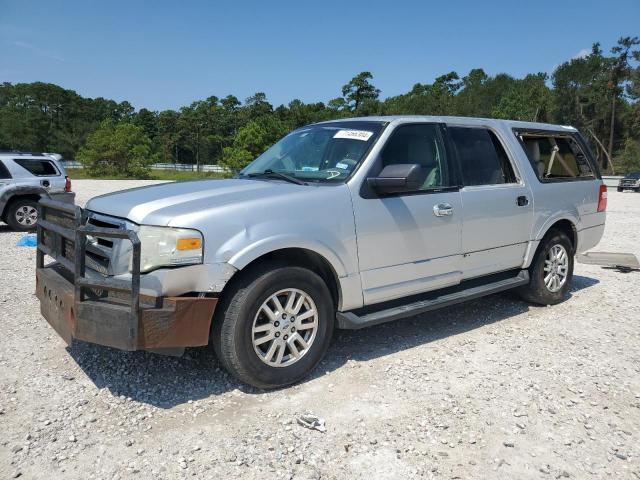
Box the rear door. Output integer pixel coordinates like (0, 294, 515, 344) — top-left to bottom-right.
(351, 123, 463, 305)
(448, 125, 533, 279)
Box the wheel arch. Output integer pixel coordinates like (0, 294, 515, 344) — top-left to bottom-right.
(523, 217, 578, 269)
(227, 247, 342, 311)
(540, 218, 577, 253)
(0, 186, 46, 219)
(1, 192, 44, 221)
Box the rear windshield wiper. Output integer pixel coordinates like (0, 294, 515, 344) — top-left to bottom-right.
(246, 169, 308, 186)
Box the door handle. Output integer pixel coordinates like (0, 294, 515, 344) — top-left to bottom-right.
(517, 195, 529, 207)
(433, 203, 453, 217)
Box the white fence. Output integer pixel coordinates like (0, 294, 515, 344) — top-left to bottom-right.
(61, 161, 228, 173)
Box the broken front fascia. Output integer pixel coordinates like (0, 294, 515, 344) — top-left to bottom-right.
(113, 261, 239, 298)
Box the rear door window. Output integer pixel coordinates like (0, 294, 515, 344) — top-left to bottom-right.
(449, 127, 516, 186)
(518, 134, 594, 181)
(13, 158, 60, 176)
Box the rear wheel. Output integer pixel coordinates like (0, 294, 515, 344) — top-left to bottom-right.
(517, 229, 574, 305)
(212, 263, 334, 389)
(6, 198, 39, 231)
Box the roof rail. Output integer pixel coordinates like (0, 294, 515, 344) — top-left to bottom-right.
(0, 150, 51, 156)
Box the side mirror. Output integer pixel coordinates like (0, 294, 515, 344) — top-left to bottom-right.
(367, 164, 423, 195)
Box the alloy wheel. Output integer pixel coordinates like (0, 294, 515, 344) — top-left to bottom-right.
(543, 244, 569, 293)
(251, 288, 319, 368)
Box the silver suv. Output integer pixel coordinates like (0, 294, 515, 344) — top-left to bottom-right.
(36, 116, 606, 389)
(0, 151, 74, 230)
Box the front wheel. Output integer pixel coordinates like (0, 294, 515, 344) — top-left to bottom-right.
(517, 229, 574, 305)
(212, 264, 334, 389)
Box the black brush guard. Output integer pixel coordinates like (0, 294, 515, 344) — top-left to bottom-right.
(36, 198, 142, 350)
(36, 197, 218, 352)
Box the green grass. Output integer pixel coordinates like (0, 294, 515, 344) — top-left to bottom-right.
(66, 168, 227, 181)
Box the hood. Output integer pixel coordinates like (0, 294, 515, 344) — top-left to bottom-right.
(85, 179, 307, 225)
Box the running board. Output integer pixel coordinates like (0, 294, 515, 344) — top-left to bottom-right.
(336, 270, 529, 330)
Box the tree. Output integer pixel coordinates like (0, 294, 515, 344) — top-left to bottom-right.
(383, 72, 461, 115)
(219, 117, 288, 173)
(608, 37, 640, 158)
(77, 121, 157, 177)
(614, 137, 640, 174)
(341, 72, 380, 110)
(133, 108, 158, 140)
(492, 73, 552, 121)
(156, 110, 181, 163)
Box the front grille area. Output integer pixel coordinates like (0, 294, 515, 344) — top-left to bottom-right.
(85, 214, 125, 276)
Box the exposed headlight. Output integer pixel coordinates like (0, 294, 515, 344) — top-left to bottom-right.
(136, 226, 203, 273)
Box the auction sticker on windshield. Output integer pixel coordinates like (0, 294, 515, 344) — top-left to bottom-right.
(333, 129, 373, 141)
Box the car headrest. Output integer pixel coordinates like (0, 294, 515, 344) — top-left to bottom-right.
(524, 139, 541, 162)
(407, 137, 437, 168)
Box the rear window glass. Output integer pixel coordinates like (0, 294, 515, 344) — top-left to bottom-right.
(13, 158, 59, 176)
(0, 161, 11, 179)
(519, 134, 594, 181)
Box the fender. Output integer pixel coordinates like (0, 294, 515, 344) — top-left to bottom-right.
(522, 211, 579, 269)
(225, 234, 364, 311)
(533, 210, 579, 241)
(227, 234, 349, 279)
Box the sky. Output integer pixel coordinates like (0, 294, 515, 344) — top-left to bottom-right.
(1, 0, 638, 111)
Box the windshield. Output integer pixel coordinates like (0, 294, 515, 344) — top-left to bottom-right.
(240, 121, 385, 183)
(626, 172, 640, 179)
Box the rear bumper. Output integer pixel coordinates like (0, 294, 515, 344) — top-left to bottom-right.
(48, 191, 76, 204)
(36, 265, 218, 351)
(577, 223, 605, 253)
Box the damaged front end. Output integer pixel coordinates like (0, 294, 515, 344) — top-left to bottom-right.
(35, 198, 218, 355)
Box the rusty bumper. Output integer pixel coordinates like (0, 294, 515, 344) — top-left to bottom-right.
(36, 266, 218, 351)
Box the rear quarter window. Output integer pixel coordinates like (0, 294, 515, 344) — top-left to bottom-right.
(13, 158, 60, 176)
(517, 133, 595, 182)
(0, 161, 12, 179)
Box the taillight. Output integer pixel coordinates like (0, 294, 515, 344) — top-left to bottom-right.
(64, 176, 72, 193)
(597, 184, 607, 212)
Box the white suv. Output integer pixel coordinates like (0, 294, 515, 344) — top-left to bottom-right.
(0, 151, 74, 230)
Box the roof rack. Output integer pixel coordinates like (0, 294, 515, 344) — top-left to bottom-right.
(0, 150, 48, 156)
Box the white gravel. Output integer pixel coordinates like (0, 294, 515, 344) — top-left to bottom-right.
(1, 180, 639, 479)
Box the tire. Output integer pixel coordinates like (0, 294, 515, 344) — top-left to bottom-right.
(6, 198, 39, 231)
(212, 263, 334, 389)
(517, 229, 574, 305)
(617, 187, 623, 192)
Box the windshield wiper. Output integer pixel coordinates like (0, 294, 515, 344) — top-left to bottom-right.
(246, 169, 308, 186)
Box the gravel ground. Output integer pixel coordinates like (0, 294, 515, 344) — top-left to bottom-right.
(1, 180, 639, 480)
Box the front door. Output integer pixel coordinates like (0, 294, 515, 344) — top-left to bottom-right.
(350, 123, 463, 306)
